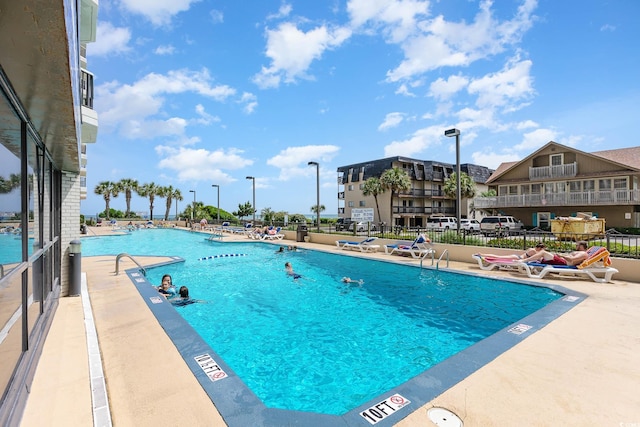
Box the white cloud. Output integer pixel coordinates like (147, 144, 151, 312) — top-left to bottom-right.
(266, 145, 340, 181)
(378, 112, 405, 131)
(395, 83, 416, 97)
(119, 0, 201, 26)
(468, 57, 534, 110)
(253, 22, 352, 88)
(155, 146, 253, 182)
(267, 3, 293, 20)
(239, 92, 258, 114)
(89, 22, 131, 57)
(513, 128, 557, 151)
(383, 125, 443, 157)
(210, 9, 224, 24)
(429, 74, 469, 100)
(385, 0, 537, 82)
(95, 68, 237, 139)
(192, 104, 220, 126)
(155, 45, 176, 55)
(471, 150, 520, 170)
(347, 0, 430, 43)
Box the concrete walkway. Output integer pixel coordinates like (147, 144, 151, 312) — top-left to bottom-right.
(20, 228, 640, 426)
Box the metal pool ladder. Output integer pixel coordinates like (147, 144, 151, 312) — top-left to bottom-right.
(421, 249, 449, 270)
(115, 253, 147, 276)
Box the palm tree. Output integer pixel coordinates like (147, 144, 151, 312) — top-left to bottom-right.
(380, 167, 412, 226)
(138, 182, 160, 221)
(94, 181, 119, 219)
(116, 178, 139, 217)
(310, 204, 326, 214)
(443, 172, 477, 199)
(159, 186, 183, 220)
(362, 177, 385, 224)
(0, 173, 21, 193)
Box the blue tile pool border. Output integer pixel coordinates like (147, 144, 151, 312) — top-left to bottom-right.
(124, 257, 586, 427)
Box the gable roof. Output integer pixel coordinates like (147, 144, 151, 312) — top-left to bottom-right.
(487, 142, 640, 184)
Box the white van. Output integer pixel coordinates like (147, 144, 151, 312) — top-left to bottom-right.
(425, 216, 457, 231)
(480, 216, 524, 236)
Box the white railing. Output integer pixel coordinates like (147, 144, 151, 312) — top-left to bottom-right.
(474, 189, 640, 208)
(529, 162, 577, 180)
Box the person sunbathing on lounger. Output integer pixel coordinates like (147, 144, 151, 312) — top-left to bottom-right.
(474, 243, 544, 260)
(556, 241, 590, 266)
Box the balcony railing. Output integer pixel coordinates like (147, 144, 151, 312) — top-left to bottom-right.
(474, 189, 640, 208)
(338, 191, 345, 200)
(529, 162, 577, 180)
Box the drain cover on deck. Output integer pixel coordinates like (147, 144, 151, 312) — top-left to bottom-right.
(427, 407, 463, 427)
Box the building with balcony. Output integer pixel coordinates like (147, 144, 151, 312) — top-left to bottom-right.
(337, 157, 493, 228)
(473, 141, 640, 228)
(0, 0, 98, 423)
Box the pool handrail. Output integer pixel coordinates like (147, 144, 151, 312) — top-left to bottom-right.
(115, 253, 147, 276)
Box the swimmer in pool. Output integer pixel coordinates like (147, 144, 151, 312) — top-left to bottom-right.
(170, 286, 205, 306)
(342, 277, 364, 285)
(157, 274, 177, 298)
(284, 262, 302, 279)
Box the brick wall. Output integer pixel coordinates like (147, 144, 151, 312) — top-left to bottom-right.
(60, 171, 80, 296)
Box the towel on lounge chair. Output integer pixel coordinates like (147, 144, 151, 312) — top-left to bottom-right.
(577, 246, 612, 268)
(472, 254, 520, 271)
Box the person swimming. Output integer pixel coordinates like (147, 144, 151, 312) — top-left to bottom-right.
(170, 286, 205, 306)
(285, 262, 302, 279)
(158, 274, 177, 297)
(342, 277, 364, 285)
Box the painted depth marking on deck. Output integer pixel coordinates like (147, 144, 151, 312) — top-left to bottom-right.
(508, 323, 532, 335)
(360, 394, 410, 425)
(195, 353, 228, 382)
(563, 295, 580, 302)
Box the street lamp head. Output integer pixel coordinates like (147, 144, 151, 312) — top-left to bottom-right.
(444, 128, 460, 137)
(211, 184, 219, 188)
(246, 176, 254, 180)
(189, 190, 195, 193)
(308, 161, 319, 166)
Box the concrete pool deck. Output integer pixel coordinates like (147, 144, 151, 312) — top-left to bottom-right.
(19, 227, 640, 426)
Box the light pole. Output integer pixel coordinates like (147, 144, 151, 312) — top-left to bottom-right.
(189, 190, 196, 221)
(245, 176, 256, 224)
(308, 161, 320, 232)
(211, 184, 220, 223)
(444, 128, 461, 234)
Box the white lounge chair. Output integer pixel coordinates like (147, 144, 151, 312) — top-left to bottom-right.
(261, 227, 284, 240)
(516, 262, 618, 283)
(472, 254, 522, 271)
(387, 234, 434, 258)
(335, 237, 380, 252)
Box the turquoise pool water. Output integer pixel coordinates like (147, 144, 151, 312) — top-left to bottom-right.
(0, 233, 32, 265)
(82, 229, 562, 415)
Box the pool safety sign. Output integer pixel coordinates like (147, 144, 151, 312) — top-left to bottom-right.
(360, 394, 410, 424)
(195, 353, 228, 382)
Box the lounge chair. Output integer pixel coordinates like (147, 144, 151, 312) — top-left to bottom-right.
(472, 254, 522, 271)
(387, 234, 434, 259)
(517, 246, 618, 283)
(335, 237, 380, 252)
(261, 227, 284, 240)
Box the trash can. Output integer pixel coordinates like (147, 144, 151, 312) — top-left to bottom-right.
(296, 224, 308, 242)
(68, 239, 81, 296)
(80, 224, 87, 234)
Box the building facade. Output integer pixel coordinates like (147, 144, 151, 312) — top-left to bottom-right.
(337, 157, 493, 228)
(473, 142, 640, 229)
(0, 0, 98, 424)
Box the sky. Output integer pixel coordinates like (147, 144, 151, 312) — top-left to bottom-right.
(79, 0, 640, 218)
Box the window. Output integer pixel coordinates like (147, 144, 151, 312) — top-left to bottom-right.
(531, 183, 541, 194)
(614, 178, 627, 190)
(359, 183, 365, 190)
(598, 179, 612, 191)
(508, 185, 518, 195)
(520, 184, 530, 194)
(583, 180, 594, 191)
(348, 184, 354, 191)
(359, 201, 366, 207)
(550, 153, 563, 166)
(348, 201, 354, 207)
(569, 181, 581, 192)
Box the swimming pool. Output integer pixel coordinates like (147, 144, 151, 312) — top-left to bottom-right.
(83, 229, 584, 425)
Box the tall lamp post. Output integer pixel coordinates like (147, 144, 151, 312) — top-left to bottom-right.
(308, 161, 320, 232)
(444, 128, 461, 234)
(211, 184, 220, 223)
(245, 176, 256, 224)
(189, 190, 196, 221)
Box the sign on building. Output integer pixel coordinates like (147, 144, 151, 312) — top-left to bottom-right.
(351, 208, 374, 222)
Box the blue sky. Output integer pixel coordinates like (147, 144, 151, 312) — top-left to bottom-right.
(80, 0, 640, 217)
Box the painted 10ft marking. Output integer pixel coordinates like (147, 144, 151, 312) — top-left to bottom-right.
(360, 394, 410, 424)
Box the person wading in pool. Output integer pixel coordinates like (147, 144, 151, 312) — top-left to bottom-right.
(157, 274, 177, 298)
(171, 286, 205, 306)
(284, 262, 302, 280)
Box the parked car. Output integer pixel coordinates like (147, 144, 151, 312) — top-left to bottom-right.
(425, 216, 458, 231)
(460, 219, 481, 233)
(348, 221, 377, 232)
(480, 216, 524, 236)
(335, 218, 354, 231)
